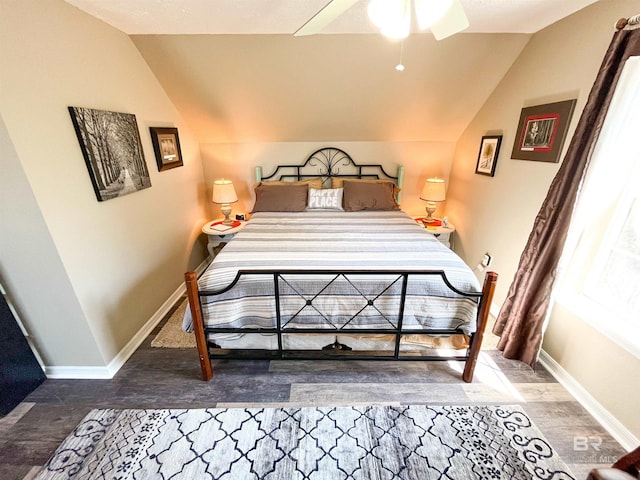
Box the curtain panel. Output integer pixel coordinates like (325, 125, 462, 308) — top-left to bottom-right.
(493, 21, 640, 368)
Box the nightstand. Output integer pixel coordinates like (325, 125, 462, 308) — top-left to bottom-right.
(414, 217, 456, 249)
(202, 219, 246, 257)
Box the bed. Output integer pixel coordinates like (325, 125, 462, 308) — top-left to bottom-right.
(184, 148, 497, 382)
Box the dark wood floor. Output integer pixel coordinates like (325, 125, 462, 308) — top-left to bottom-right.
(0, 305, 626, 480)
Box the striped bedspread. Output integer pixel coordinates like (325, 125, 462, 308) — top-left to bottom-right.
(183, 211, 481, 337)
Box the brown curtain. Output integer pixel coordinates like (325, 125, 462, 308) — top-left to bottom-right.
(493, 21, 640, 368)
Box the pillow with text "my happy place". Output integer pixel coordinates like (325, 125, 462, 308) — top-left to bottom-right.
(307, 188, 344, 211)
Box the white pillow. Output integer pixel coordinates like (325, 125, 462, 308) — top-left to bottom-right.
(307, 188, 344, 211)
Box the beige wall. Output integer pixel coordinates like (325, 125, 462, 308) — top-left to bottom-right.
(0, 0, 208, 368)
(447, 0, 640, 441)
(1, 116, 103, 366)
(544, 303, 640, 438)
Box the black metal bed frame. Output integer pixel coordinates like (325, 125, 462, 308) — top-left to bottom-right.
(185, 268, 497, 382)
(197, 269, 487, 363)
(185, 147, 497, 382)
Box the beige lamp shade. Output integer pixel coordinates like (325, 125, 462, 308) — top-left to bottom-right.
(420, 178, 446, 202)
(212, 179, 238, 204)
(419, 178, 446, 223)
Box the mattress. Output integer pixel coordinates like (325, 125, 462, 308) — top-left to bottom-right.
(184, 211, 481, 347)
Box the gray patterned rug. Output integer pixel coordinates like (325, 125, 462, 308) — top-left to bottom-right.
(36, 405, 574, 479)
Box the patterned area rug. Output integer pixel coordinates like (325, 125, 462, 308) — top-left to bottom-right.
(36, 405, 574, 479)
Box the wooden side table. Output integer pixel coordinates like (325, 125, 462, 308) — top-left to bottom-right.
(202, 219, 246, 257)
(413, 217, 456, 249)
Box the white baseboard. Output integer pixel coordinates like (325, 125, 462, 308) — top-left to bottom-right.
(45, 259, 210, 379)
(539, 349, 639, 451)
(44, 365, 114, 379)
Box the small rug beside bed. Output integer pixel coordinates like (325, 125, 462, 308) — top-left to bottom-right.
(36, 404, 574, 480)
(151, 299, 195, 348)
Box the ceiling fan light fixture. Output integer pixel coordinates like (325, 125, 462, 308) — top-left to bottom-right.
(368, 0, 411, 39)
(414, 0, 454, 30)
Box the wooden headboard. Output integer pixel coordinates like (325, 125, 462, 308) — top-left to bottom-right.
(255, 147, 405, 203)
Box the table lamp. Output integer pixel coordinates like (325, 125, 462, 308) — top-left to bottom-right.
(212, 179, 238, 225)
(420, 178, 446, 225)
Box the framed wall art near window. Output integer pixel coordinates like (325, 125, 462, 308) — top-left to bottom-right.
(475, 135, 502, 177)
(68, 106, 152, 202)
(150, 127, 183, 171)
(511, 99, 576, 163)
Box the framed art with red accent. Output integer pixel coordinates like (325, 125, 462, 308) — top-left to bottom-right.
(511, 99, 576, 163)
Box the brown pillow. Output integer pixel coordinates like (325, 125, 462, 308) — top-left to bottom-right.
(342, 180, 400, 211)
(263, 177, 323, 190)
(332, 178, 400, 198)
(251, 183, 308, 212)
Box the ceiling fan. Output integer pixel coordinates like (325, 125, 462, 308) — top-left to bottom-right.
(294, 0, 469, 40)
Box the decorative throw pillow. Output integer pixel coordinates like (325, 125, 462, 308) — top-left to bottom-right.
(307, 188, 344, 211)
(262, 177, 323, 190)
(251, 183, 308, 212)
(342, 180, 400, 211)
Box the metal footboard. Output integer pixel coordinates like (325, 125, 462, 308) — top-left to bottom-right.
(185, 269, 497, 382)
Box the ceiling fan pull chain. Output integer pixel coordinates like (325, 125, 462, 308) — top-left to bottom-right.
(396, 40, 405, 71)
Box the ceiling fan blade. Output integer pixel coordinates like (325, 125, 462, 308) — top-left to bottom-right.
(430, 0, 469, 40)
(294, 0, 360, 36)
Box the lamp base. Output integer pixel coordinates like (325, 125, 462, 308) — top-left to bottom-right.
(221, 204, 233, 225)
(423, 203, 437, 223)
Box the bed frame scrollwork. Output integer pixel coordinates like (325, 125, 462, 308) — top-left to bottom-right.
(256, 147, 405, 202)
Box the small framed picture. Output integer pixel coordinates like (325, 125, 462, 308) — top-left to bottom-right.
(475, 135, 502, 177)
(150, 127, 183, 171)
(235, 213, 246, 221)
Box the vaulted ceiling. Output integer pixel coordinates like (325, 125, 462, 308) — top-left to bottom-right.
(63, 0, 598, 144)
(132, 33, 530, 143)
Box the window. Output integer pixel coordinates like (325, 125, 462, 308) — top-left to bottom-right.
(558, 56, 640, 356)
(584, 192, 640, 320)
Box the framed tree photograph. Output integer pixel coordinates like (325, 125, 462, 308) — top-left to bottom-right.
(511, 99, 576, 162)
(150, 127, 183, 171)
(68, 107, 151, 202)
(475, 135, 502, 177)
